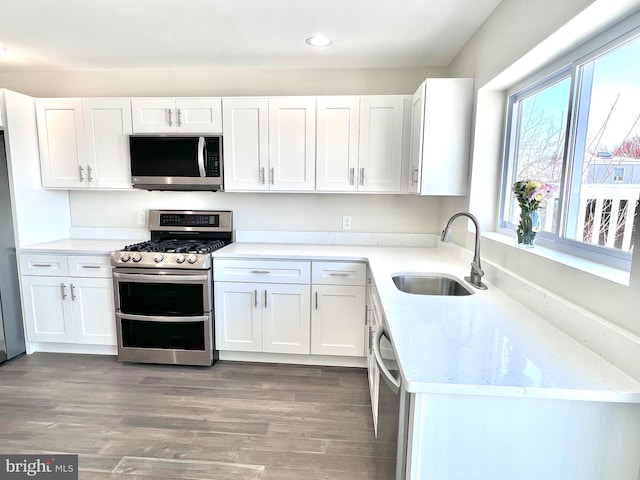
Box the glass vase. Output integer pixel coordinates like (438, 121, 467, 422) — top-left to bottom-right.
(516, 208, 539, 248)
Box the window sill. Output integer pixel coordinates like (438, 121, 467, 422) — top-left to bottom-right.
(482, 232, 631, 286)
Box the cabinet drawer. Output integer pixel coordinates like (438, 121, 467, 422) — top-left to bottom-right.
(214, 259, 311, 284)
(68, 255, 111, 278)
(19, 255, 69, 276)
(312, 261, 366, 286)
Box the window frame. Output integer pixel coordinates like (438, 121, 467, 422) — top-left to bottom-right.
(498, 24, 640, 272)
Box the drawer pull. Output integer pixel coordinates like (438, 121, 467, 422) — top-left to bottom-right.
(329, 272, 350, 277)
(81, 265, 102, 269)
(251, 270, 271, 274)
(32, 263, 53, 268)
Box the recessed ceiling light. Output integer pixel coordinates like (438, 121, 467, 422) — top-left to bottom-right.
(0, 45, 8, 56)
(306, 34, 333, 48)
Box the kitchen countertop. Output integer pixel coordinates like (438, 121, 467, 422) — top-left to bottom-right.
(19, 238, 135, 255)
(214, 242, 640, 403)
(17, 238, 640, 403)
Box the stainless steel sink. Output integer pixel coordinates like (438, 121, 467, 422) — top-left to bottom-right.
(392, 274, 473, 296)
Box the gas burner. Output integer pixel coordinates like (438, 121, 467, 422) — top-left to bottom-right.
(124, 239, 227, 254)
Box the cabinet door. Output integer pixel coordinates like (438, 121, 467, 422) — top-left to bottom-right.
(358, 96, 405, 192)
(262, 284, 310, 354)
(316, 97, 360, 192)
(268, 97, 316, 191)
(311, 285, 366, 356)
(420, 78, 473, 196)
(83, 99, 133, 189)
(36, 98, 86, 188)
(175, 98, 222, 133)
(131, 98, 176, 133)
(70, 277, 116, 345)
(21, 276, 73, 343)
(222, 98, 269, 191)
(214, 282, 262, 352)
(407, 85, 425, 194)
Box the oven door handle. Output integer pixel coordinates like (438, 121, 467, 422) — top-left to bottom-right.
(113, 272, 210, 283)
(116, 312, 209, 323)
(373, 326, 400, 394)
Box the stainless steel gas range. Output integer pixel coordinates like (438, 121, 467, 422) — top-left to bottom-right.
(110, 210, 233, 366)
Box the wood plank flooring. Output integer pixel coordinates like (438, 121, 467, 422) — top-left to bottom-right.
(0, 353, 394, 479)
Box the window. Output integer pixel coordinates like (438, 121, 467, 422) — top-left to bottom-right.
(501, 28, 640, 269)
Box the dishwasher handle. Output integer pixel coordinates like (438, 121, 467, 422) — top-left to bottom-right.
(373, 326, 400, 394)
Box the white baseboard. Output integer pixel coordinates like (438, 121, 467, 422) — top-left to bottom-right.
(219, 350, 367, 368)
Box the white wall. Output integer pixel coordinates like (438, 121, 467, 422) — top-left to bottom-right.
(69, 190, 442, 234)
(0, 66, 443, 98)
(443, 0, 640, 338)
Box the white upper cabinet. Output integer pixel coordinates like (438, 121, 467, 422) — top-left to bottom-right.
(316, 97, 360, 192)
(222, 98, 269, 191)
(317, 96, 406, 193)
(131, 98, 222, 133)
(37, 98, 132, 190)
(358, 96, 406, 192)
(36, 99, 87, 188)
(268, 97, 316, 191)
(408, 78, 473, 196)
(82, 99, 133, 189)
(223, 97, 316, 192)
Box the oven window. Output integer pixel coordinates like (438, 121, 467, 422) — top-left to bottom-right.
(121, 318, 205, 350)
(119, 282, 205, 316)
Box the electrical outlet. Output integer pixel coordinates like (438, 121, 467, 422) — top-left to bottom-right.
(137, 211, 146, 226)
(342, 215, 352, 230)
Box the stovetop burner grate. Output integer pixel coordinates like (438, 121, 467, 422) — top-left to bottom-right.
(124, 239, 227, 254)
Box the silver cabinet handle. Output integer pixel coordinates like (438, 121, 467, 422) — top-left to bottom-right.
(167, 108, 173, 126)
(32, 263, 52, 268)
(70, 283, 77, 301)
(260, 167, 265, 184)
(61, 283, 67, 300)
(197, 137, 206, 177)
(264, 290, 268, 308)
(81, 265, 101, 269)
(250, 270, 270, 274)
(329, 272, 350, 277)
(254, 289, 258, 308)
(349, 167, 355, 186)
(87, 165, 94, 183)
(315, 291, 318, 310)
(412, 167, 419, 184)
(360, 167, 365, 186)
(78, 165, 85, 182)
(177, 108, 182, 127)
(270, 167, 275, 185)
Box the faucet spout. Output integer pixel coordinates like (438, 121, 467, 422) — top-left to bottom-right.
(440, 212, 488, 290)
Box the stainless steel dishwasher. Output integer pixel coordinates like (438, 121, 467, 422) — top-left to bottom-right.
(373, 325, 411, 480)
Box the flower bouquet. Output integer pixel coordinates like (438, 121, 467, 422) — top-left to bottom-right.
(512, 180, 557, 247)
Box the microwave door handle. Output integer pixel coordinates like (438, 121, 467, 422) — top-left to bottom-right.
(197, 137, 206, 177)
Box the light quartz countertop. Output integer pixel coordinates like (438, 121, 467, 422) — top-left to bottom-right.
(19, 238, 138, 255)
(214, 242, 640, 403)
(18, 238, 640, 403)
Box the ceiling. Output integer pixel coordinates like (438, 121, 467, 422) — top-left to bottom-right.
(0, 0, 502, 72)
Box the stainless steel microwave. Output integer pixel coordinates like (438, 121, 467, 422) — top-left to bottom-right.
(129, 135, 223, 191)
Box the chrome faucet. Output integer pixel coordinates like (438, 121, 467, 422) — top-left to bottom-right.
(440, 212, 488, 290)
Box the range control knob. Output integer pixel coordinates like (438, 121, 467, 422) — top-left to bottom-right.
(120, 253, 131, 262)
(187, 254, 198, 264)
(175, 254, 186, 264)
(132, 253, 143, 263)
(153, 253, 164, 263)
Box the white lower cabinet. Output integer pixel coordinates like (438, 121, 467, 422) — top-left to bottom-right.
(214, 281, 310, 354)
(214, 259, 311, 354)
(311, 261, 366, 357)
(19, 254, 116, 346)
